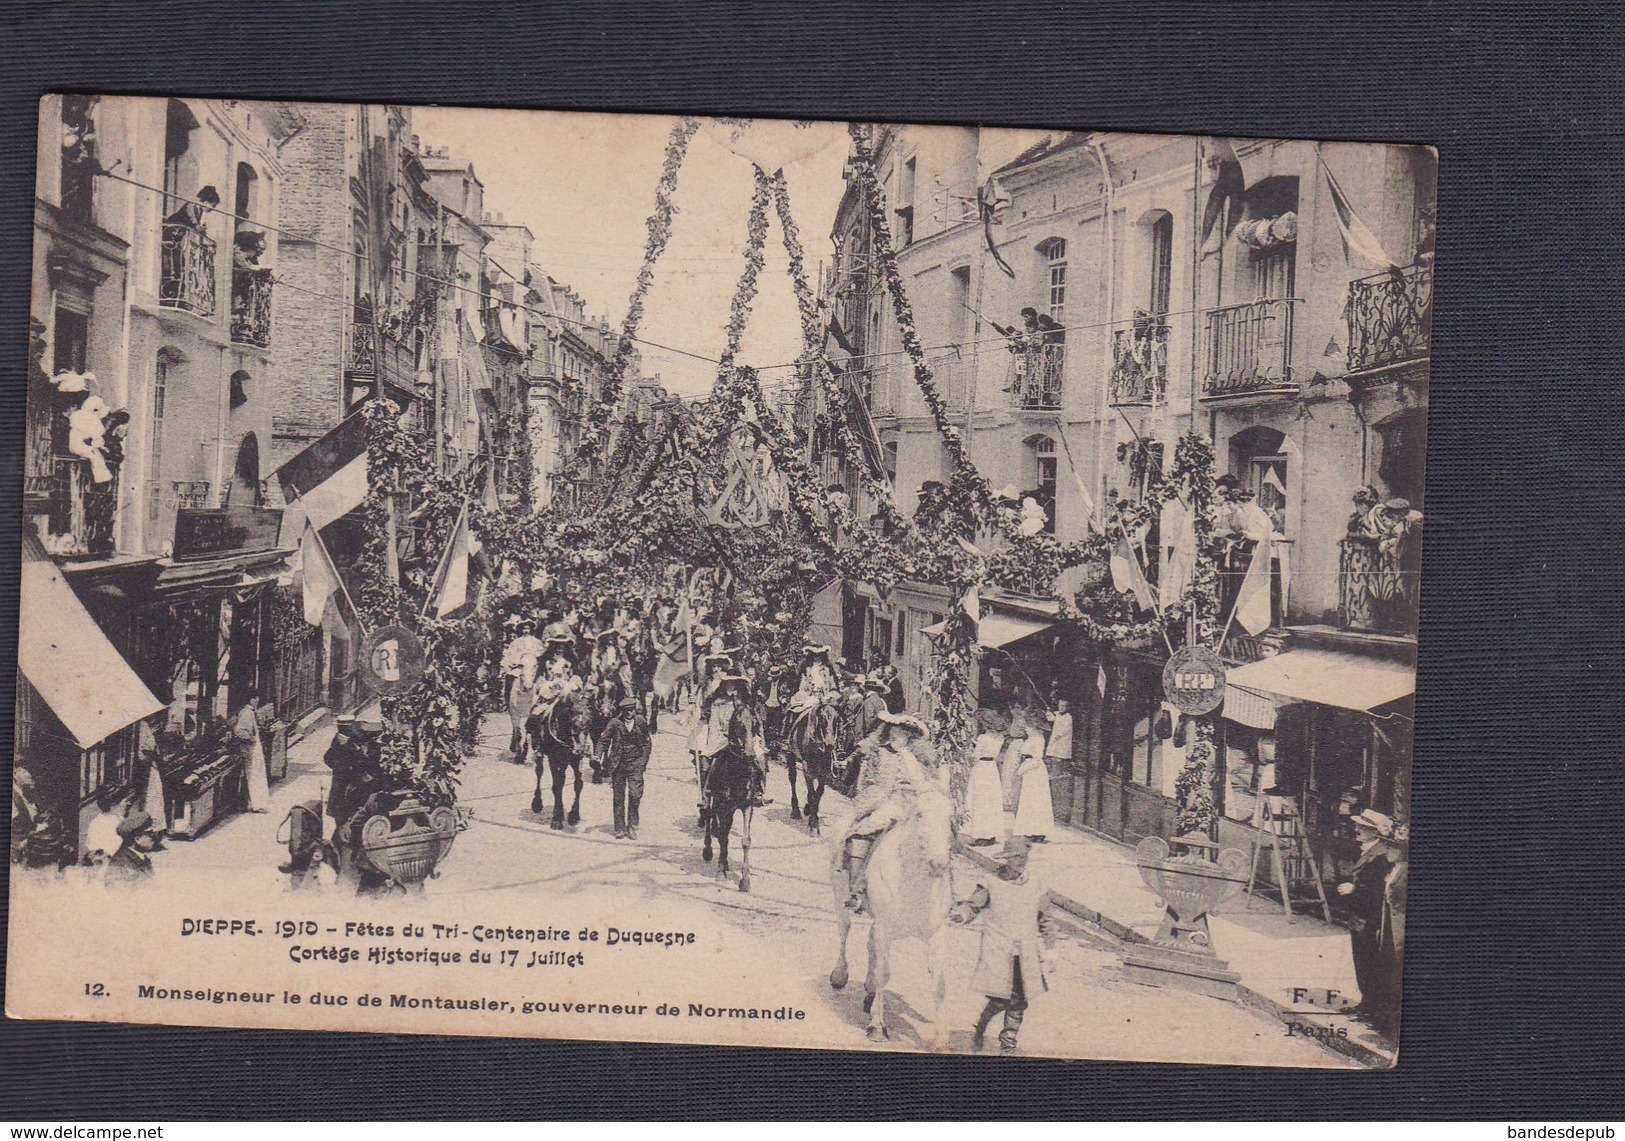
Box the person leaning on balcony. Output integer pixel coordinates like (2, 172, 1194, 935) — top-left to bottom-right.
(165, 185, 219, 231)
(233, 229, 267, 271)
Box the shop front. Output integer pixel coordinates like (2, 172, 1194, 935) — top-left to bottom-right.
(1221, 640, 1414, 891)
(14, 536, 167, 864)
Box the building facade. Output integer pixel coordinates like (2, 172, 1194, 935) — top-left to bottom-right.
(21, 95, 305, 859)
(818, 125, 1433, 896)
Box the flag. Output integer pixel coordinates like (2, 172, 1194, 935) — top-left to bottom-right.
(1321, 151, 1395, 268)
(1232, 540, 1274, 636)
(978, 176, 1016, 279)
(1110, 532, 1157, 612)
(299, 521, 343, 626)
(274, 410, 369, 532)
(426, 501, 471, 618)
(1202, 139, 1246, 242)
(1159, 496, 1196, 609)
(961, 584, 981, 624)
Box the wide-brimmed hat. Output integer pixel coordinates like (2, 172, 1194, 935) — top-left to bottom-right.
(1352, 809, 1395, 838)
(878, 711, 929, 738)
(975, 707, 1011, 733)
(1384, 497, 1412, 512)
(116, 811, 154, 838)
(802, 644, 831, 656)
(542, 622, 574, 643)
(863, 674, 889, 693)
(994, 835, 1031, 863)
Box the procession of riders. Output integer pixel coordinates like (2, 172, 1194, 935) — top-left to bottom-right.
(492, 589, 929, 889)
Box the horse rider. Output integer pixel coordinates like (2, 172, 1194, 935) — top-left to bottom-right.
(788, 644, 839, 717)
(838, 711, 935, 912)
(533, 624, 586, 713)
(500, 616, 545, 707)
(856, 673, 891, 742)
(694, 673, 770, 808)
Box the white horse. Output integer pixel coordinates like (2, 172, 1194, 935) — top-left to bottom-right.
(829, 776, 955, 1046)
(504, 653, 541, 761)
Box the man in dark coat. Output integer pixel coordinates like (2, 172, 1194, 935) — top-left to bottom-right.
(601, 697, 653, 839)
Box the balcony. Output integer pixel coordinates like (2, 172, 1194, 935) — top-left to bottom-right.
(348, 320, 378, 378)
(160, 223, 217, 316)
(1109, 317, 1170, 407)
(1346, 262, 1433, 375)
(1006, 343, 1065, 410)
(230, 267, 273, 347)
(1339, 534, 1419, 637)
(1201, 297, 1299, 400)
(39, 456, 116, 558)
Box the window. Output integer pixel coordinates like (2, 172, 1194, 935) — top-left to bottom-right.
(162, 100, 197, 219)
(1028, 434, 1058, 534)
(950, 266, 973, 341)
(234, 163, 257, 223)
(883, 440, 898, 487)
(1149, 214, 1174, 316)
(53, 309, 88, 377)
(148, 354, 172, 520)
(1229, 426, 1288, 535)
(895, 156, 916, 247)
(1040, 238, 1067, 325)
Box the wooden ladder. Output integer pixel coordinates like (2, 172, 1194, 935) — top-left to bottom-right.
(1244, 794, 1332, 923)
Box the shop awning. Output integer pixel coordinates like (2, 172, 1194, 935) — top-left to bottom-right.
(977, 612, 1052, 648)
(919, 613, 1052, 648)
(19, 552, 165, 749)
(1223, 649, 1415, 713)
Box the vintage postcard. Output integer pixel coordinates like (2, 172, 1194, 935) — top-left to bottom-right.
(9, 97, 1430, 1068)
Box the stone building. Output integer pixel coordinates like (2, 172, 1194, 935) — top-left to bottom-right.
(817, 125, 1433, 892)
(21, 95, 304, 858)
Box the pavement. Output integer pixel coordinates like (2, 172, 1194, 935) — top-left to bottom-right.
(146, 705, 1364, 1067)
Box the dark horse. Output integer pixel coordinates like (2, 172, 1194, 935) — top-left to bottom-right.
(527, 695, 586, 830)
(786, 701, 847, 835)
(700, 744, 755, 892)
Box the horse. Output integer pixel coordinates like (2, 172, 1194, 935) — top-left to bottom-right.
(651, 635, 693, 718)
(785, 700, 845, 834)
(504, 660, 539, 762)
(527, 694, 586, 830)
(828, 773, 955, 1046)
(700, 743, 755, 892)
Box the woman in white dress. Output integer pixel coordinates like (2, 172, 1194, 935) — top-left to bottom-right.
(234, 695, 271, 814)
(1007, 709, 1056, 842)
(965, 708, 1009, 846)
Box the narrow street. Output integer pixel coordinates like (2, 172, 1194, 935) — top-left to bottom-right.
(151, 707, 1352, 1066)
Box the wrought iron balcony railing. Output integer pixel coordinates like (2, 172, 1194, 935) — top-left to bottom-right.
(348, 320, 378, 378)
(1109, 318, 1171, 406)
(1201, 297, 1299, 399)
(1339, 534, 1420, 636)
(230, 267, 273, 347)
(1007, 343, 1065, 410)
(40, 456, 116, 558)
(160, 224, 217, 316)
(1346, 262, 1433, 374)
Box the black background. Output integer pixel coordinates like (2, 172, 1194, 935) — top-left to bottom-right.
(1, 0, 1621, 1120)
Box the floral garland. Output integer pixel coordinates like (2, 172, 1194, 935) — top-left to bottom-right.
(846, 126, 997, 526)
(355, 398, 483, 806)
(572, 116, 702, 470)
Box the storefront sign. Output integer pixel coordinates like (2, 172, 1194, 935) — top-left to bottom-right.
(359, 624, 425, 695)
(1162, 645, 1227, 715)
(172, 506, 284, 561)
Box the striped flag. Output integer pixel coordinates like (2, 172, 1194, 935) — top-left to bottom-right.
(1321, 151, 1395, 268)
(425, 501, 472, 618)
